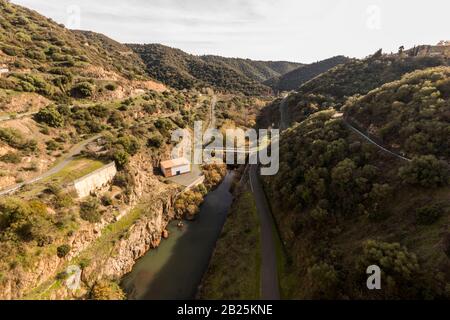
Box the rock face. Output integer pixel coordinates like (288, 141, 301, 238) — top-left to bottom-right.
(83, 197, 173, 286)
(0, 152, 179, 300)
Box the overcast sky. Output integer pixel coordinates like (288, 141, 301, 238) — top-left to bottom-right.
(11, 0, 450, 63)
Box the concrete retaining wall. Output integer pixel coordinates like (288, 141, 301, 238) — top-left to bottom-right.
(73, 162, 117, 198)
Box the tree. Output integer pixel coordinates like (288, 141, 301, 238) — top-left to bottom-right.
(147, 135, 164, 148)
(71, 82, 94, 98)
(112, 149, 129, 169)
(34, 106, 64, 127)
(90, 280, 126, 300)
(398, 155, 449, 188)
(57, 244, 71, 258)
(80, 197, 101, 223)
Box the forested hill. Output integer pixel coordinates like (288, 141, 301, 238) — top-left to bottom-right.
(264, 55, 350, 92)
(258, 48, 450, 299)
(0, 0, 148, 81)
(128, 43, 300, 95)
(200, 55, 302, 82)
(258, 51, 449, 129)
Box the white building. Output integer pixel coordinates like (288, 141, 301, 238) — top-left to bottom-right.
(160, 158, 191, 177)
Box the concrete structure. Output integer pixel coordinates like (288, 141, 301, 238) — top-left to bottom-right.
(73, 162, 117, 198)
(160, 157, 191, 178)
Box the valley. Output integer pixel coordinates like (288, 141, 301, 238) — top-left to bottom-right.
(0, 0, 449, 301)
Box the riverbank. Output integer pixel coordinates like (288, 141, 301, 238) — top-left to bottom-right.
(198, 186, 261, 299)
(121, 171, 235, 299)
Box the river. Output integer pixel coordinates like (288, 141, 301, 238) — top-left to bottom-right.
(121, 171, 235, 300)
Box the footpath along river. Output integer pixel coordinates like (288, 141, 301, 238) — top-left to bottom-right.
(121, 171, 235, 299)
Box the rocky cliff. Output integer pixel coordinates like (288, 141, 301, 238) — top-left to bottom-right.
(0, 152, 179, 300)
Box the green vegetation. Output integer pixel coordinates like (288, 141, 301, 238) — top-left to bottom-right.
(90, 280, 126, 300)
(0, 198, 49, 243)
(0, 127, 37, 153)
(262, 108, 450, 299)
(199, 191, 260, 299)
(79, 197, 101, 223)
(56, 244, 70, 258)
(201, 55, 301, 82)
(258, 53, 448, 128)
(34, 105, 64, 127)
(0, 152, 21, 164)
(128, 44, 274, 95)
(0, 0, 148, 103)
(174, 188, 204, 219)
(264, 56, 350, 92)
(358, 241, 422, 299)
(398, 155, 449, 188)
(346, 67, 450, 159)
(70, 82, 94, 98)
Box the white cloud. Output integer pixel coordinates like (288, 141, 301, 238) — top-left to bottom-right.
(11, 0, 450, 63)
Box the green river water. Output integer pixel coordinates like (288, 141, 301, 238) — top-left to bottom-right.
(121, 171, 235, 300)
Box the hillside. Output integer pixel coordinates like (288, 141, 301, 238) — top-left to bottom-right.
(258, 51, 449, 128)
(128, 43, 288, 95)
(345, 67, 450, 160)
(201, 55, 302, 82)
(0, 0, 163, 106)
(263, 106, 449, 299)
(264, 56, 350, 92)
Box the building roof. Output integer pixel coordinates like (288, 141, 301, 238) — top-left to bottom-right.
(160, 157, 190, 169)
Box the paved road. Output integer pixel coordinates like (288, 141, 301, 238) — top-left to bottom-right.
(249, 164, 280, 300)
(0, 111, 38, 122)
(343, 120, 411, 162)
(0, 134, 102, 196)
(209, 95, 217, 129)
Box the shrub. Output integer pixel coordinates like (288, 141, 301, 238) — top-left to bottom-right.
(112, 173, 127, 188)
(34, 106, 64, 127)
(416, 204, 442, 225)
(399, 156, 449, 188)
(88, 104, 110, 118)
(45, 183, 62, 195)
(56, 271, 69, 280)
(107, 111, 124, 128)
(2, 45, 17, 56)
(0, 127, 37, 152)
(111, 149, 129, 169)
(305, 262, 340, 299)
(53, 193, 74, 209)
(79, 258, 90, 270)
(45, 139, 60, 151)
(101, 195, 113, 206)
(116, 136, 140, 156)
(25, 49, 46, 61)
(90, 280, 126, 300)
(80, 197, 101, 223)
(57, 244, 71, 258)
(0, 152, 21, 164)
(105, 83, 117, 91)
(358, 240, 420, 298)
(147, 135, 163, 148)
(71, 82, 94, 98)
(143, 103, 157, 114)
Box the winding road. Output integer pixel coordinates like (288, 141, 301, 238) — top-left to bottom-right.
(0, 134, 101, 196)
(0, 111, 38, 122)
(249, 165, 281, 300)
(343, 119, 412, 162)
